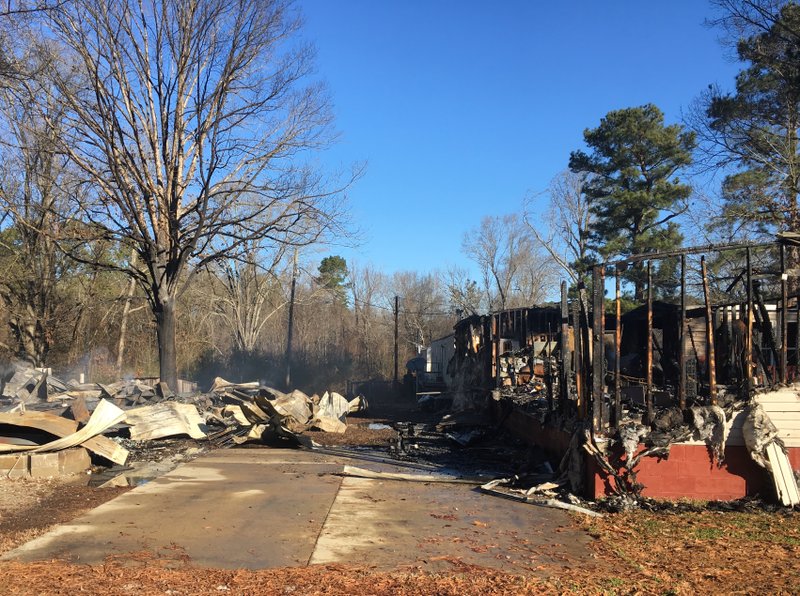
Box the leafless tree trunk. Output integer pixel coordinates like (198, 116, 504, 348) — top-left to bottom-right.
(211, 247, 291, 355)
(349, 263, 386, 372)
(27, 0, 350, 388)
(116, 249, 144, 375)
(388, 271, 451, 354)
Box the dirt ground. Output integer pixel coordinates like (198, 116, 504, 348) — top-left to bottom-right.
(0, 397, 798, 594)
(0, 477, 129, 555)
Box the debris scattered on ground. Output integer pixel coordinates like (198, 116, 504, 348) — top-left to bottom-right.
(1, 354, 795, 522)
(0, 361, 798, 596)
(0, 403, 129, 466)
(340, 465, 490, 484)
(0, 364, 375, 482)
(125, 402, 207, 441)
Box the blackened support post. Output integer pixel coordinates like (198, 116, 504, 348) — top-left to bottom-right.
(494, 314, 502, 390)
(572, 296, 584, 418)
(753, 280, 778, 386)
(592, 265, 605, 433)
(614, 267, 622, 427)
(560, 281, 571, 413)
(796, 290, 800, 385)
(646, 261, 654, 423)
(546, 322, 554, 411)
(701, 256, 717, 405)
(679, 253, 687, 410)
(284, 249, 298, 390)
(781, 242, 788, 384)
(746, 247, 754, 391)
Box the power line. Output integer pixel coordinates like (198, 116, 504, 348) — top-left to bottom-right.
(349, 295, 457, 317)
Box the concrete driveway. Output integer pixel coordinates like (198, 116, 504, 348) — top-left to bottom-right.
(3, 448, 592, 572)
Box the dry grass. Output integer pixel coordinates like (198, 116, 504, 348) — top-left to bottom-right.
(0, 558, 552, 595)
(1, 446, 799, 594)
(0, 477, 797, 595)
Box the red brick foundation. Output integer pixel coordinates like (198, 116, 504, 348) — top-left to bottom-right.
(498, 405, 800, 501)
(589, 444, 787, 501)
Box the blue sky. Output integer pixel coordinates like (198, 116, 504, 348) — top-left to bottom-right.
(298, 0, 742, 276)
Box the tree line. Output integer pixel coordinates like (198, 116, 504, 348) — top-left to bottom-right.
(0, 1, 798, 392)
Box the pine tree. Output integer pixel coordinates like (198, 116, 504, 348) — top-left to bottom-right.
(705, 2, 800, 237)
(569, 104, 695, 300)
(318, 256, 349, 304)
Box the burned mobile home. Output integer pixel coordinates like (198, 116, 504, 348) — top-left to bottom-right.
(450, 307, 560, 409)
(450, 236, 800, 504)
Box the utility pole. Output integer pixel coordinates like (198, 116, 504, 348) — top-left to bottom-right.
(284, 250, 298, 390)
(393, 295, 399, 387)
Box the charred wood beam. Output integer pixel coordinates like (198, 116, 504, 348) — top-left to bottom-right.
(646, 261, 654, 422)
(580, 287, 592, 420)
(701, 256, 717, 405)
(605, 241, 773, 268)
(751, 304, 774, 386)
(592, 265, 605, 433)
(614, 267, 622, 427)
(781, 243, 788, 384)
(572, 295, 584, 418)
(679, 253, 687, 410)
(796, 294, 800, 384)
(753, 280, 779, 387)
(560, 281, 571, 413)
(725, 268, 783, 294)
(747, 247, 754, 393)
(494, 314, 501, 390)
(546, 322, 554, 412)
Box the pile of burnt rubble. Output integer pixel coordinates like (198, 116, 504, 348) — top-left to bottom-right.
(486, 368, 800, 508)
(496, 373, 734, 460)
(0, 361, 604, 515)
(2, 361, 794, 514)
(0, 361, 366, 482)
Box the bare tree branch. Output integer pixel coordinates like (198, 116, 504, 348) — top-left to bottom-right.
(524, 170, 595, 286)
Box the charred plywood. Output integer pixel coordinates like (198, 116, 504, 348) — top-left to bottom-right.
(453, 307, 561, 390)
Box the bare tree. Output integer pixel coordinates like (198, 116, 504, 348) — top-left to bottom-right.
(707, 1, 789, 45)
(462, 214, 554, 312)
(0, 45, 74, 365)
(525, 170, 595, 288)
(349, 262, 388, 373)
(26, 0, 350, 387)
(389, 271, 450, 351)
(0, 1, 65, 17)
(210, 245, 292, 355)
(1, 2, 66, 84)
(444, 265, 482, 316)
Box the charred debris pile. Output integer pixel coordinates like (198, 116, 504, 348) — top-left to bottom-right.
(0, 363, 367, 483)
(449, 237, 800, 507)
(0, 361, 572, 514)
